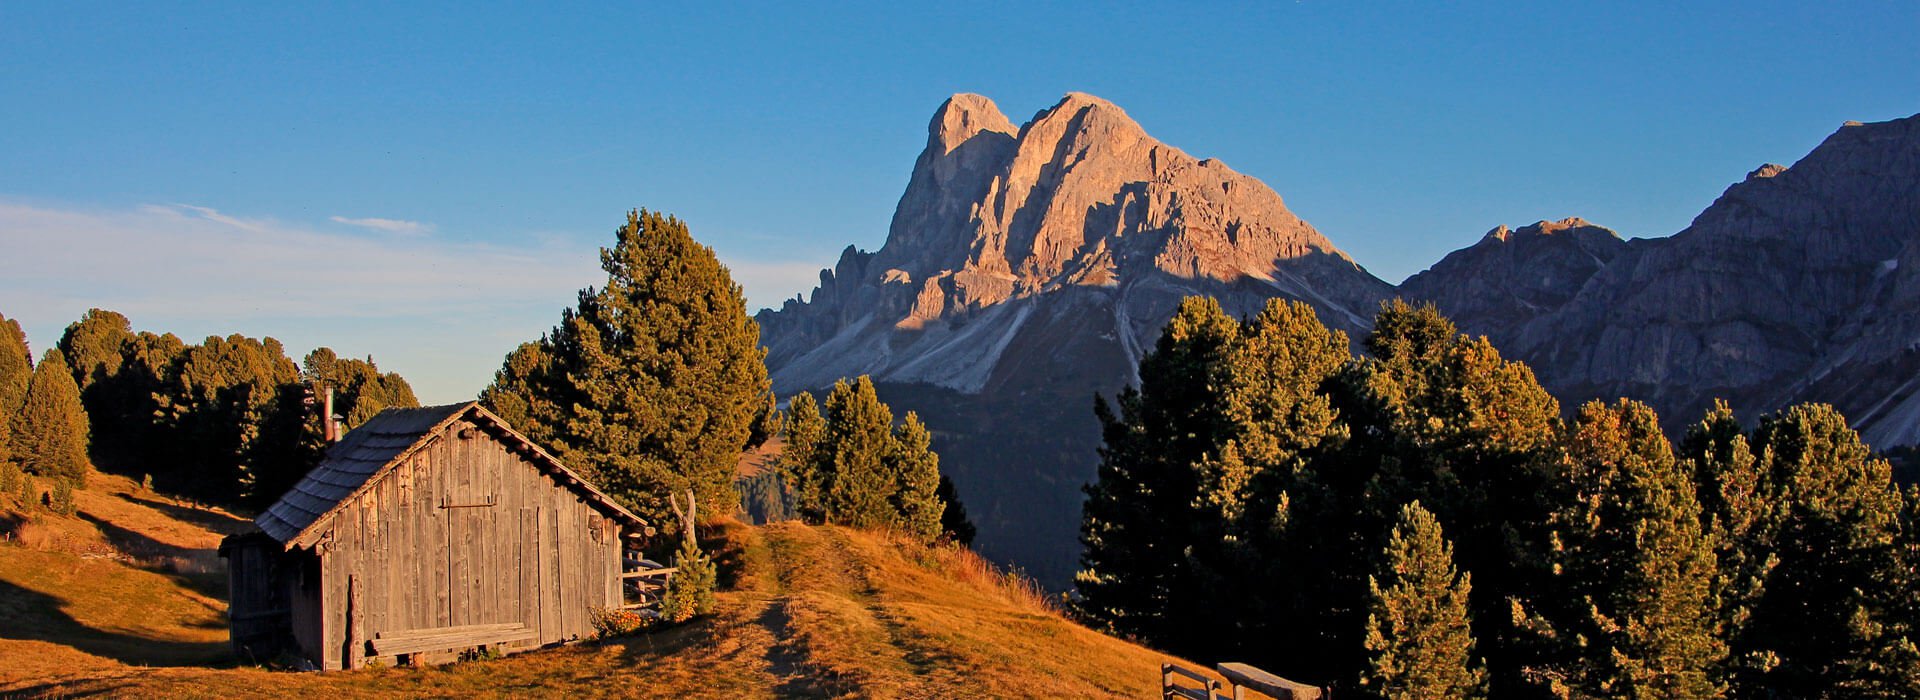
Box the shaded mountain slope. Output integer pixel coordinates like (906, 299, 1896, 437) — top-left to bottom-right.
(1407, 114, 1920, 446)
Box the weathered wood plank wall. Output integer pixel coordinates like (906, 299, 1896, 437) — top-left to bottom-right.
(308, 416, 625, 669)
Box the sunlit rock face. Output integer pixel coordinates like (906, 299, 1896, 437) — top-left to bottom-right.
(755, 92, 1392, 585)
(758, 92, 1391, 396)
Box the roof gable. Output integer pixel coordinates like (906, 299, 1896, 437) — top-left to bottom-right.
(256, 402, 645, 546)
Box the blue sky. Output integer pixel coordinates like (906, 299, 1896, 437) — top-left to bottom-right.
(3, 2, 1915, 402)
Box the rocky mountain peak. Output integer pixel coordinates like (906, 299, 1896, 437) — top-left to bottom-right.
(1403, 217, 1628, 344)
(929, 93, 1015, 155)
(759, 92, 1390, 395)
(1746, 163, 1788, 180)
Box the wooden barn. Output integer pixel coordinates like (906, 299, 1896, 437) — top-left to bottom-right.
(220, 401, 655, 670)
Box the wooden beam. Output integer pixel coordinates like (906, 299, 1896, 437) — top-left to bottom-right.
(1216, 661, 1322, 700)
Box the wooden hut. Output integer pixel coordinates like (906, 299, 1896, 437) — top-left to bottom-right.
(220, 401, 650, 669)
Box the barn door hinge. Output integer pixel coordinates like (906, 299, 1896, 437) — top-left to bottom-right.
(439, 494, 498, 509)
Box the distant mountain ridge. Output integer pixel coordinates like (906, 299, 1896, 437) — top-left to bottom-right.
(1406, 115, 1920, 448)
(756, 93, 1920, 584)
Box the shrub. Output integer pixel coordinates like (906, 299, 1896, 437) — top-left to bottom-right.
(49, 478, 76, 516)
(588, 606, 654, 638)
(0, 462, 20, 499)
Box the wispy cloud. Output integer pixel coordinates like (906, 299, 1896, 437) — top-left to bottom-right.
(0, 200, 833, 401)
(142, 203, 272, 233)
(0, 200, 600, 402)
(330, 215, 435, 236)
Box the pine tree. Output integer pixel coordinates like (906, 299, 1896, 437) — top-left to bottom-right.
(1739, 403, 1909, 696)
(821, 376, 897, 529)
(152, 334, 306, 505)
(1679, 401, 1775, 689)
(0, 312, 32, 465)
(1361, 500, 1486, 699)
(660, 491, 717, 623)
(1076, 297, 1240, 646)
(1345, 301, 1562, 692)
(303, 348, 419, 428)
(480, 210, 771, 526)
(935, 474, 976, 545)
(889, 411, 943, 543)
(780, 391, 827, 522)
(14, 349, 90, 486)
(1538, 399, 1723, 698)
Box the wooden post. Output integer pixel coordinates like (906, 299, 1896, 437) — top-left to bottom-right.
(346, 572, 364, 669)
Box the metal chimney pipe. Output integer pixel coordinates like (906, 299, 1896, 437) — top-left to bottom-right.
(323, 386, 339, 442)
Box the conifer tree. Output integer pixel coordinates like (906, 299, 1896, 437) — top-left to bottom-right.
(56, 311, 195, 476)
(14, 349, 90, 485)
(660, 490, 717, 623)
(1739, 403, 1910, 696)
(1679, 401, 1775, 688)
(1076, 297, 1240, 646)
(302, 348, 419, 428)
(152, 334, 307, 504)
(779, 380, 956, 541)
(0, 312, 31, 464)
(889, 411, 943, 542)
(821, 376, 898, 529)
(780, 391, 827, 522)
(1332, 300, 1561, 691)
(479, 342, 561, 444)
(1538, 399, 1723, 698)
(1361, 500, 1486, 700)
(936, 475, 976, 545)
(480, 210, 771, 527)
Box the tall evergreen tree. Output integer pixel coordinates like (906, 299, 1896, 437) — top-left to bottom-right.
(1326, 300, 1562, 691)
(54, 310, 189, 479)
(780, 391, 827, 522)
(889, 411, 943, 542)
(1076, 296, 1240, 647)
(57, 309, 135, 469)
(821, 376, 898, 529)
(1739, 403, 1912, 696)
(479, 210, 771, 527)
(777, 378, 955, 543)
(935, 474, 976, 545)
(152, 334, 308, 505)
(479, 342, 559, 444)
(1532, 399, 1723, 698)
(0, 312, 32, 464)
(14, 349, 90, 485)
(1360, 500, 1486, 700)
(302, 348, 419, 428)
(1679, 401, 1775, 689)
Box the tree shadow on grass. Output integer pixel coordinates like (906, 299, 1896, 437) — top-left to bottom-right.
(115, 492, 253, 536)
(0, 578, 231, 669)
(78, 511, 229, 604)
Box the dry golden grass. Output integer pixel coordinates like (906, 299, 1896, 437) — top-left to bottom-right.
(5, 480, 1213, 699)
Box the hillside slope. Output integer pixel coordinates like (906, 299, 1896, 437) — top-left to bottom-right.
(7, 493, 1205, 698)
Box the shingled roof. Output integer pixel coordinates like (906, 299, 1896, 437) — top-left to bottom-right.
(256, 401, 644, 546)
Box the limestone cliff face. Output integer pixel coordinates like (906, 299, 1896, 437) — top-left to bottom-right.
(755, 93, 1393, 585)
(758, 93, 1392, 397)
(1409, 115, 1920, 447)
